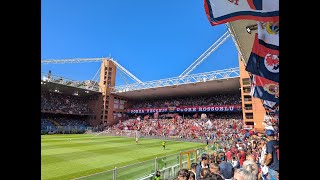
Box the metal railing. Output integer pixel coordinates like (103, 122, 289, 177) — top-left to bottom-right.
(75, 148, 206, 180)
(111, 68, 240, 93)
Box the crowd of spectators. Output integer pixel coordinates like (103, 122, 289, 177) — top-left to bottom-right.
(40, 87, 279, 179)
(166, 125, 278, 180)
(53, 117, 90, 127)
(107, 111, 279, 180)
(131, 94, 241, 108)
(170, 125, 279, 180)
(41, 117, 90, 134)
(107, 113, 243, 141)
(41, 119, 55, 130)
(41, 92, 93, 115)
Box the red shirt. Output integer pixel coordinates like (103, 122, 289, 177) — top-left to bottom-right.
(239, 150, 246, 165)
(226, 151, 232, 161)
(230, 147, 236, 154)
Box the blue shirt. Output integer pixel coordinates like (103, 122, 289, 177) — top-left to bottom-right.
(266, 140, 279, 171)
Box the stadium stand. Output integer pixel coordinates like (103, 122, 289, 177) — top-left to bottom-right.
(131, 94, 241, 108)
(41, 61, 279, 180)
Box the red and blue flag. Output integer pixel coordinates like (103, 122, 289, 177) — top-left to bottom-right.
(250, 75, 279, 103)
(246, 33, 279, 82)
(204, 0, 279, 26)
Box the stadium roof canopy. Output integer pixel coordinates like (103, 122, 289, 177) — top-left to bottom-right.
(112, 77, 240, 100)
(228, 20, 257, 65)
(41, 81, 101, 97)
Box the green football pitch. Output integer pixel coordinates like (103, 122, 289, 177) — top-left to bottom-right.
(41, 134, 204, 180)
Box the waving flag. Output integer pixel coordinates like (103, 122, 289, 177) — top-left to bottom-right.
(258, 22, 279, 47)
(263, 100, 279, 112)
(204, 0, 279, 26)
(246, 34, 279, 82)
(251, 75, 279, 103)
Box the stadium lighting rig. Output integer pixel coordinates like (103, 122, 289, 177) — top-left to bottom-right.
(112, 67, 240, 93)
(41, 58, 143, 84)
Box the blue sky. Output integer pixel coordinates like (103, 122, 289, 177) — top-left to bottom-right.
(41, 0, 239, 86)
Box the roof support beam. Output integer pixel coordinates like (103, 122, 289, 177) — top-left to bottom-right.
(112, 67, 239, 93)
(179, 31, 230, 77)
(41, 57, 143, 84)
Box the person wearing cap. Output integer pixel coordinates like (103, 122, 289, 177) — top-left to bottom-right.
(264, 129, 279, 180)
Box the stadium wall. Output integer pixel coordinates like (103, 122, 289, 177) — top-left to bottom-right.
(99, 60, 116, 126)
(87, 94, 103, 126)
(239, 56, 265, 132)
(99, 60, 131, 126)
